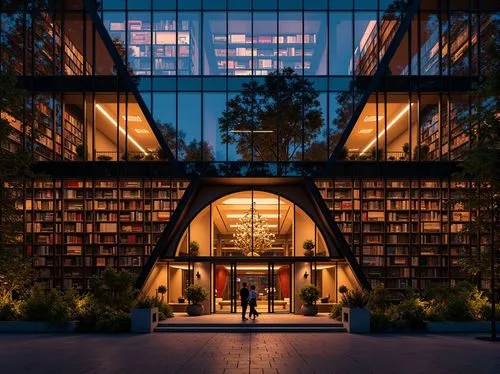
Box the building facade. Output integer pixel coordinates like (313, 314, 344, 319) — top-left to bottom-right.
(1, 0, 499, 313)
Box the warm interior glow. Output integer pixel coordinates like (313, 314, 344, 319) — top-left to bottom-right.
(226, 213, 279, 218)
(224, 265, 281, 271)
(360, 103, 413, 155)
(96, 104, 148, 155)
(223, 198, 282, 205)
(229, 224, 278, 228)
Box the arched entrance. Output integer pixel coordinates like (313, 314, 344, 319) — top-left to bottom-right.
(138, 179, 367, 314)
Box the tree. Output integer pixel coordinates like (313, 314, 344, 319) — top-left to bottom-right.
(218, 68, 324, 161)
(0, 66, 36, 301)
(184, 139, 215, 161)
(455, 27, 500, 340)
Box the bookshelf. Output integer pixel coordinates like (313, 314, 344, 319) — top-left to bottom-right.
(316, 178, 472, 291)
(212, 32, 318, 76)
(23, 178, 188, 290)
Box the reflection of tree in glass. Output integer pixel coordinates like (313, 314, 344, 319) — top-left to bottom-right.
(156, 121, 214, 161)
(218, 68, 323, 162)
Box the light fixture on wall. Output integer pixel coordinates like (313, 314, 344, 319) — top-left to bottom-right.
(95, 104, 148, 156)
(304, 271, 309, 279)
(196, 271, 201, 279)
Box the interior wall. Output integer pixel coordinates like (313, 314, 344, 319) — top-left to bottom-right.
(294, 207, 315, 256)
(337, 263, 359, 301)
(94, 129, 118, 158)
(189, 206, 211, 256)
(194, 262, 211, 314)
(168, 267, 183, 303)
(142, 264, 167, 299)
(321, 267, 336, 301)
(294, 261, 310, 313)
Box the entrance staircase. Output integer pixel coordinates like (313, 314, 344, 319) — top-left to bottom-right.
(154, 314, 346, 333)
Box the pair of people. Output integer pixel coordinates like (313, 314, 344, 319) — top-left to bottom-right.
(239, 282, 260, 321)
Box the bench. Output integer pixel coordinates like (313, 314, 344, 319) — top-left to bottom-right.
(218, 300, 288, 310)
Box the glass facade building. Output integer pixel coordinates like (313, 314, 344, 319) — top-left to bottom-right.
(1, 0, 499, 311)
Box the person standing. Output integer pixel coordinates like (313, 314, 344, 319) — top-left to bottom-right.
(240, 282, 249, 321)
(249, 285, 259, 320)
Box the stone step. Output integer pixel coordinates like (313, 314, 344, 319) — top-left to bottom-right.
(154, 324, 346, 333)
(157, 322, 344, 328)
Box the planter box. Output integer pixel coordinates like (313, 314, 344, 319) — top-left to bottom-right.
(0, 321, 77, 333)
(342, 307, 370, 333)
(131, 307, 158, 333)
(426, 321, 500, 333)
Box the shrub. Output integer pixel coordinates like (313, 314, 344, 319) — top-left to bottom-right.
(370, 311, 390, 332)
(338, 285, 348, 295)
(368, 285, 390, 313)
(0, 300, 20, 321)
(90, 268, 136, 312)
(330, 303, 342, 320)
(341, 289, 369, 308)
(298, 284, 320, 305)
(21, 285, 69, 323)
(184, 284, 208, 305)
(94, 310, 131, 333)
(386, 296, 426, 330)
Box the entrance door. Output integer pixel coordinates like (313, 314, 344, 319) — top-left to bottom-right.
(213, 262, 292, 313)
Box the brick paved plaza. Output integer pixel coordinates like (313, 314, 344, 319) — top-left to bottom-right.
(0, 333, 499, 374)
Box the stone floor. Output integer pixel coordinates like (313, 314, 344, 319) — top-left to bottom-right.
(0, 333, 499, 374)
(166, 313, 337, 324)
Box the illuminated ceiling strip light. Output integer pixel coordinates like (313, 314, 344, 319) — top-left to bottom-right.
(223, 198, 283, 205)
(224, 265, 282, 271)
(95, 104, 148, 155)
(226, 213, 280, 219)
(229, 130, 274, 133)
(360, 103, 413, 155)
(229, 224, 278, 228)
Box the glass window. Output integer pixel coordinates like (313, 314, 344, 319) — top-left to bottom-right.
(203, 93, 226, 161)
(329, 91, 353, 158)
(103, 11, 126, 71)
(127, 12, 152, 76)
(305, 12, 327, 75)
(153, 12, 176, 76)
(304, 92, 328, 161)
(254, 0, 277, 10)
(178, 93, 201, 160)
(153, 92, 177, 157)
(353, 11, 378, 76)
(178, 12, 200, 75)
(420, 12, 440, 75)
(227, 12, 252, 76)
(254, 12, 278, 75)
(449, 12, 470, 76)
(329, 12, 353, 75)
(203, 12, 227, 75)
(279, 12, 302, 74)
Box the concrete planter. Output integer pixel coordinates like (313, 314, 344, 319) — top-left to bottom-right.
(426, 321, 500, 333)
(0, 321, 78, 333)
(187, 304, 203, 316)
(342, 307, 370, 333)
(131, 307, 159, 333)
(301, 304, 318, 316)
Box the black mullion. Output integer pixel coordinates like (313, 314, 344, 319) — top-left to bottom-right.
(383, 177, 387, 288)
(200, 12, 204, 162)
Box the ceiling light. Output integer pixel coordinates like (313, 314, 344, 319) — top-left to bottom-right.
(360, 104, 413, 155)
(229, 224, 278, 228)
(222, 198, 283, 205)
(358, 129, 374, 134)
(348, 148, 359, 152)
(134, 129, 150, 134)
(121, 115, 142, 122)
(226, 213, 279, 219)
(364, 115, 384, 122)
(229, 130, 274, 133)
(96, 104, 148, 155)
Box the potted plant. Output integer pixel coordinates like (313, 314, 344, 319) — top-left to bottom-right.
(156, 285, 167, 303)
(131, 296, 159, 333)
(402, 142, 410, 160)
(298, 284, 320, 316)
(189, 241, 200, 256)
(303, 239, 315, 256)
(341, 288, 370, 333)
(185, 284, 208, 316)
(97, 155, 112, 161)
(413, 144, 430, 161)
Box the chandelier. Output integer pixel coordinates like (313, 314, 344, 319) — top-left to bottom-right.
(232, 203, 275, 256)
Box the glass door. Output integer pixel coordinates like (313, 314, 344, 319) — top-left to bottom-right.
(269, 262, 292, 313)
(214, 262, 236, 313)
